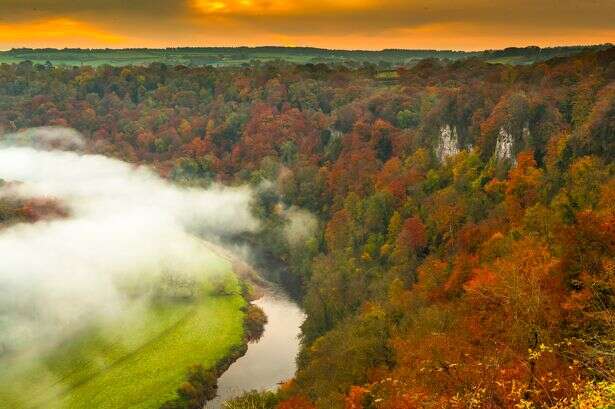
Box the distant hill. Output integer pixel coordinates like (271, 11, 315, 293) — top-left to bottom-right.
(0, 44, 611, 67)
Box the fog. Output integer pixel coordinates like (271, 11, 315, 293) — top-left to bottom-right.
(0, 127, 258, 355)
(283, 207, 318, 246)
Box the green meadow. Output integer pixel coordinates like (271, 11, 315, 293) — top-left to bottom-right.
(0, 45, 609, 68)
(0, 49, 322, 68)
(0, 253, 246, 409)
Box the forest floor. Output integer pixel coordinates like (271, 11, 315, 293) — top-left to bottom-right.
(0, 251, 247, 409)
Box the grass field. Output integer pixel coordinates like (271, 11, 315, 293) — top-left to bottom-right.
(0, 252, 246, 409)
(0, 49, 322, 67)
(0, 45, 608, 68)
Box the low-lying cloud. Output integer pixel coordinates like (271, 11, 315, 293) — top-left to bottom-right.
(283, 207, 318, 247)
(0, 127, 257, 355)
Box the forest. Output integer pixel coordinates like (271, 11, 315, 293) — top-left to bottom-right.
(0, 44, 612, 67)
(0, 46, 614, 408)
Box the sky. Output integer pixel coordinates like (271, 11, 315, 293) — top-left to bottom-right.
(0, 0, 613, 50)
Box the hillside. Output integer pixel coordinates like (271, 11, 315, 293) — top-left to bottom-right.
(0, 250, 246, 409)
(1, 47, 614, 408)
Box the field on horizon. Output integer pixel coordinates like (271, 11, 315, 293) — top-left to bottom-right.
(0, 44, 610, 68)
(0, 254, 246, 409)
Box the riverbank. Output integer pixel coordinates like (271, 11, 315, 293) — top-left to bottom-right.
(0, 279, 246, 408)
(0, 241, 301, 409)
(200, 241, 305, 409)
(0, 251, 247, 409)
(207, 286, 305, 408)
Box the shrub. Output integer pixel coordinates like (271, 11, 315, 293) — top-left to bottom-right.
(244, 304, 268, 342)
(222, 390, 279, 409)
(160, 365, 218, 409)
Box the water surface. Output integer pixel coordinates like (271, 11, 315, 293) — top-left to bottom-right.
(207, 285, 305, 408)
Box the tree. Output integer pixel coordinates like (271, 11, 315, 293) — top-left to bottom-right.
(505, 151, 544, 223)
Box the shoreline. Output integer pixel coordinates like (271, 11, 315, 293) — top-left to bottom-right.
(167, 240, 271, 409)
(198, 240, 304, 408)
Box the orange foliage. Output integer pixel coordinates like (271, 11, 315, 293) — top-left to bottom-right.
(182, 137, 208, 157)
(443, 253, 477, 297)
(276, 396, 315, 409)
(558, 210, 615, 277)
(463, 266, 498, 292)
(397, 217, 427, 252)
(325, 209, 353, 252)
(345, 386, 369, 409)
(20, 198, 69, 222)
(327, 133, 379, 198)
(505, 151, 543, 223)
(376, 157, 408, 203)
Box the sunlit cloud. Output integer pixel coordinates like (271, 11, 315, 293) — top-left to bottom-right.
(0, 0, 613, 50)
(0, 18, 127, 48)
(192, 0, 293, 15)
(191, 0, 375, 16)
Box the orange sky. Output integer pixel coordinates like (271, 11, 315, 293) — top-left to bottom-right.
(0, 0, 613, 50)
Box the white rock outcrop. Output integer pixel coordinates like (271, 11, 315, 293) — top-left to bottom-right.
(436, 125, 460, 162)
(495, 127, 513, 160)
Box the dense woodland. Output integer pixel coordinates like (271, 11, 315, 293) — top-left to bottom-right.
(2, 44, 611, 67)
(1, 47, 614, 408)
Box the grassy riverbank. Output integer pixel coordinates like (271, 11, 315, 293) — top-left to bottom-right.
(0, 253, 246, 409)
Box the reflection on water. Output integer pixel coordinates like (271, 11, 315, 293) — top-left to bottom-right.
(206, 285, 305, 408)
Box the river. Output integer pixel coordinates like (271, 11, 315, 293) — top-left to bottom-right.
(206, 283, 305, 408)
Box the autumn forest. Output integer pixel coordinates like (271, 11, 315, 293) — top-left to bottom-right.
(0, 45, 614, 409)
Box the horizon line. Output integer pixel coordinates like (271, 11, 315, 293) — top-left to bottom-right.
(1, 43, 613, 54)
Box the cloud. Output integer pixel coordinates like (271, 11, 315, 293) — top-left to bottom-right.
(283, 207, 318, 247)
(0, 0, 186, 21)
(186, 0, 615, 39)
(1, 126, 85, 150)
(0, 127, 257, 355)
(0, 0, 613, 49)
(0, 18, 127, 48)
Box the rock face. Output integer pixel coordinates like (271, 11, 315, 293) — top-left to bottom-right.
(495, 127, 513, 160)
(436, 125, 460, 162)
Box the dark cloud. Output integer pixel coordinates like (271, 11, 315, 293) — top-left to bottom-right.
(0, 0, 613, 49)
(199, 0, 615, 34)
(2, 0, 186, 18)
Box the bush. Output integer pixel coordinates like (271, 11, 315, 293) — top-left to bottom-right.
(244, 304, 267, 342)
(547, 381, 615, 409)
(160, 365, 217, 409)
(211, 275, 238, 296)
(222, 390, 279, 409)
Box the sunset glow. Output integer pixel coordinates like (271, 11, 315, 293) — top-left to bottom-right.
(0, 18, 126, 48)
(0, 0, 613, 50)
